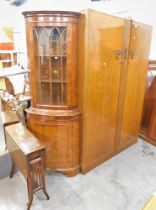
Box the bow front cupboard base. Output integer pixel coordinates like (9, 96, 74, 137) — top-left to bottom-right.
(26, 108, 80, 176)
(23, 10, 152, 175)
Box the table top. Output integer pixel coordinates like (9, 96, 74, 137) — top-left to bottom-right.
(5, 123, 45, 156)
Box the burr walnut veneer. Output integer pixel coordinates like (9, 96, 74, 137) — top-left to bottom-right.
(23, 10, 152, 175)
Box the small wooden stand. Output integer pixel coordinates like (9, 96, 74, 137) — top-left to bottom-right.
(5, 123, 49, 210)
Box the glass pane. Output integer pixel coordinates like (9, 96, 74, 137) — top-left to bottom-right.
(40, 56, 50, 81)
(33, 27, 52, 105)
(51, 28, 60, 41)
(51, 28, 61, 55)
(61, 29, 67, 42)
(41, 82, 50, 105)
(39, 28, 49, 57)
(33, 27, 41, 36)
(52, 83, 61, 105)
(34, 27, 50, 82)
(51, 56, 61, 80)
(61, 29, 67, 55)
(62, 83, 67, 105)
(62, 42, 66, 55)
(51, 42, 61, 55)
(36, 81, 41, 104)
(33, 29, 39, 80)
(45, 27, 52, 36)
(62, 56, 67, 80)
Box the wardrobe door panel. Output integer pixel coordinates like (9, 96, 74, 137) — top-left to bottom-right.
(118, 22, 152, 149)
(81, 10, 125, 172)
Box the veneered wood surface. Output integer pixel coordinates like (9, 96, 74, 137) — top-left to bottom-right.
(6, 131, 28, 178)
(140, 61, 156, 144)
(118, 21, 152, 149)
(141, 75, 156, 131)
(79, 10, 152, 173)
(5, 123, 45, 155)
(5, 123, 45, 178)
(80, 10, 125, 172)
(27, 109, 81, 176)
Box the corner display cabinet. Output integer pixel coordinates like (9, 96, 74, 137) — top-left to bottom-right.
(23, 11, 81, 176)
(23, 10, 152, 176)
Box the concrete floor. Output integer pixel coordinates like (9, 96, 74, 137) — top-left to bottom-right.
(0, 139, 156, 210)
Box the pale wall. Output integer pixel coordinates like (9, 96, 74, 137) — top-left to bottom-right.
(1, 0, 155, 92)
(1, 0, 156, 59)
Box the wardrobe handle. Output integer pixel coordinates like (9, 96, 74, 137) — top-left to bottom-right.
(115, 49, 128, 60)
(129, 50, 135, 59)
(115, 49, 123, 59)
(123, 48, 128, 59)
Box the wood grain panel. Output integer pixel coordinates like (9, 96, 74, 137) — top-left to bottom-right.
(6, 131, 28, 178)
(80, 10, 125, 172)
(118, 21, 152, 149)
(27, 109, 80, 176)
(5, 123, 45, 178)
(141, 74, 156, 131)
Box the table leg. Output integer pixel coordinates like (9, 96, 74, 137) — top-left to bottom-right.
(27, 178, 33, 210)
(41, 150, 50, 200)
(10, 158, 15, 178)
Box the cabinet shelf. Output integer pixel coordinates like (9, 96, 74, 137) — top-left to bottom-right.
(36, 55, 67, 57)
(52, 81, 67, 83)
(37, 80, 67, 83)
(50, 55, 67, 57)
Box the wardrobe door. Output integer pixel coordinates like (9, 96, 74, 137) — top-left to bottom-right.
(117, 21, 152, 150)
(80, 10, 125, 173)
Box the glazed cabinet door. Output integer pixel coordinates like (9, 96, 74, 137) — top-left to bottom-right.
(80, 10, 125, 172)
(26, 20, 79, 109)
(33, 26, 68, 106)
(117, 21, 152, 150)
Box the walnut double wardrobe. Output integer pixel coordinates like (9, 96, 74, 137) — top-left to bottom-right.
(23, 9, 152, 176)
